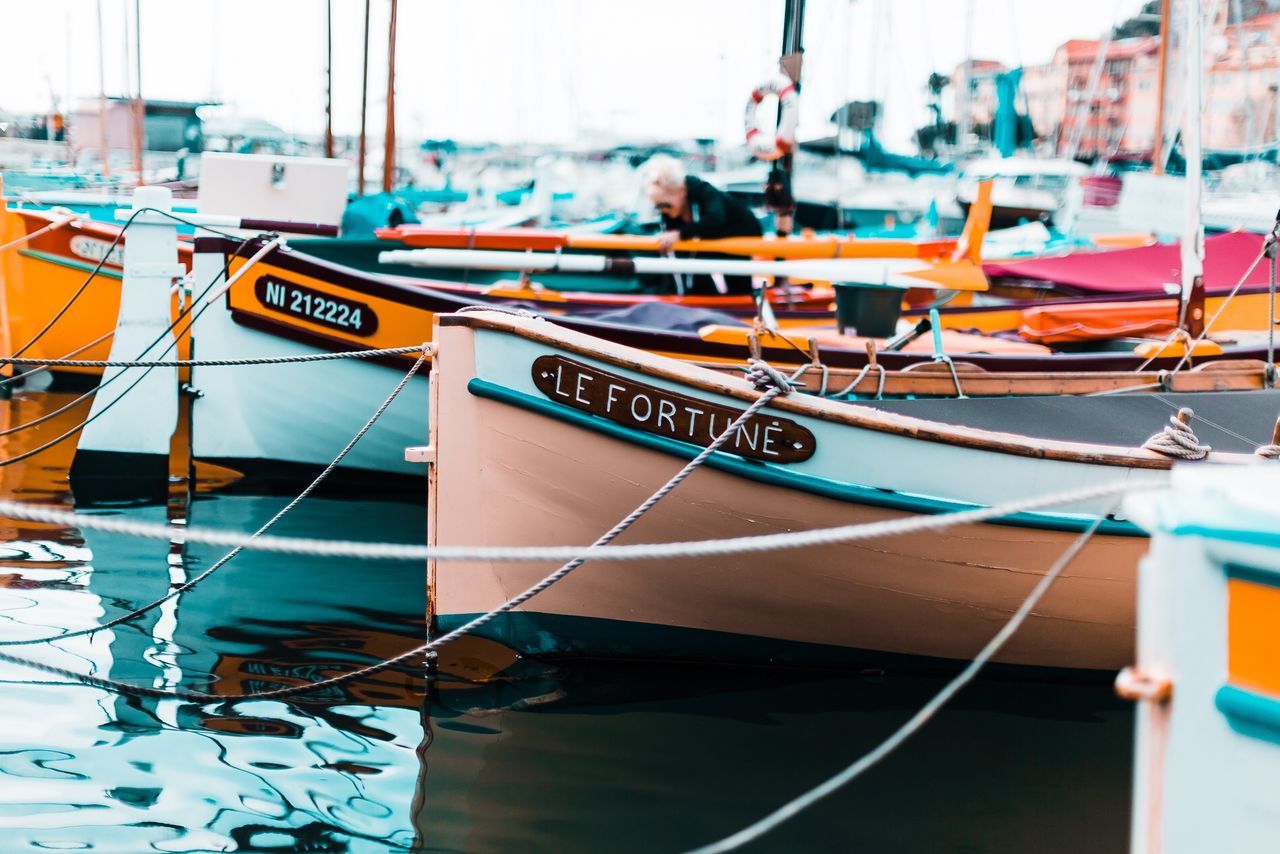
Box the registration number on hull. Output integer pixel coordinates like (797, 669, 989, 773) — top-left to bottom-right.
(533, 355, 816, 463)
(254, 276, 379, 336)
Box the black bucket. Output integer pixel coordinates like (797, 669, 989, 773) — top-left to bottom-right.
(832, 284, 904, 338)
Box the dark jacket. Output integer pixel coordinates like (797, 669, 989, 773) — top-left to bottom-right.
(658, 176, 763, 295)
(660, 176, 764, 240)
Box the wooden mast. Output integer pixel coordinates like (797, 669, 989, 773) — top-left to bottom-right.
(1153, 0, 1171, 174)
(768, 0, 804, 238)
(132, 0, 144, 185)
(95, 0, 110, 178)
(382, 0, 398, 193)
(1180, 0, 1205, 337)
(357, 0, 371, 197)
(324, 0, 334, 159)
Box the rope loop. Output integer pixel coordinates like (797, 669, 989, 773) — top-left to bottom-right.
(456, 304, 540, 319)
(745, 358, 794, 394)
(1255, 444, 1280, 460)
(1142, 408, 1210, 460)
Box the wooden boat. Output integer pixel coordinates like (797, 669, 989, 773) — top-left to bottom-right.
(422, 309, 1277, 671)
(1121, 465, 1280, 851)
(0, 208, 194, 375)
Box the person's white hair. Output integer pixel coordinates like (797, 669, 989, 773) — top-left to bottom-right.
(640, 154, 687, 201)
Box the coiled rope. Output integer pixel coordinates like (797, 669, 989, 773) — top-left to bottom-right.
(1141, 408, 1211, 461)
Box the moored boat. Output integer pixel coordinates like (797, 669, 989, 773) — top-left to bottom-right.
(422, 309, 1271, 671)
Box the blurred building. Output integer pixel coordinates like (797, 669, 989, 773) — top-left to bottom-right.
(70, 98, 213, 155)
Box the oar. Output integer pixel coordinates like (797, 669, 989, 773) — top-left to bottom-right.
(376, 248, 987, 291)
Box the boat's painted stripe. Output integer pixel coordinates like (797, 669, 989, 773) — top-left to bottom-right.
(466, 377, 1144, 537)
(18, 248, 124, 280)
(1216, 685, 1280, 744)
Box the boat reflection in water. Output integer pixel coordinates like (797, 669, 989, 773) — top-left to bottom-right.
(0, 390, 1128, 852)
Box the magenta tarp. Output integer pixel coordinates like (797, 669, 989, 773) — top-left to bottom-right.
(983, 232, 1269, 295)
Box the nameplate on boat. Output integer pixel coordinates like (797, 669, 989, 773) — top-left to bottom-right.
(70, 235, 124, 268)
(532, 355, 815, 463)
(253, 276, 379, 336)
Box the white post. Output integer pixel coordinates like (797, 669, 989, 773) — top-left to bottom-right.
(70, 186, 184, 504)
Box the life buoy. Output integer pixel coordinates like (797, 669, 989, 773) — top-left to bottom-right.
(743, 75, 799, 161)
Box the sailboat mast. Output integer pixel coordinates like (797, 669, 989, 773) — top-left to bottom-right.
(96, 0, 110, 178)
(357, 0, 371, 197)
(132, 0, 144, 185)
(769, 0, 804, 237)
(1153, 0, 1171, 174)
(324, 0, 334, 159)
(383, 0, 398, 193)
(1180, 0, 1205, 336)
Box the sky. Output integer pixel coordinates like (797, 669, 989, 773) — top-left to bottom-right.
(0, 0, 1149, 150)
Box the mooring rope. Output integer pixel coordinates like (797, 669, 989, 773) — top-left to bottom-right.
(0, 345, 431, 649)
(1141, 408, 1211, 461)
(0, 478, 1144, 565)
(0, 479, 1145, 700)
(0, 357, 801, 701)
(686, 506, 1117, 854)
(0, 344, 428, 369)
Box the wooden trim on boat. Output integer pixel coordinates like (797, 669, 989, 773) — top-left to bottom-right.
(695, 358, 1278, 397)
(443, 311, 1260, 469)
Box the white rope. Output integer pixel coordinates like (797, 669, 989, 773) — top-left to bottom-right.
(0, 344, 428, 369)
(0, 478, 1146, 563)
(0, 346, 433, 649)
(1141, 408, 1210, 461)
(686, 506, 1116, 854)
(0, 355, 799, 702)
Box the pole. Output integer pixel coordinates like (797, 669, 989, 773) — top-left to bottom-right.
(357, 0, 371, 197)
(766, 0, 804, 238)
(324, 0, 335, 159)
(383, 0, 398, 193)
(1179, 0, 1204, 336)
(958, 0, 975, 150)
(96, 0, 111, 178)
(132, 0, 144, 185)
(1153, 0, 1171, 174)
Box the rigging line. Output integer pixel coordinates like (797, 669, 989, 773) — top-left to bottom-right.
(0, 346, 431, 648)
(8, 208, 144, 360)
(1150, 392, 1265, 447)
(686, 507, 1116, 854)
(0, 240, 253, 442)
(0, 361, 801, 701)
(0, 329, 114, 391)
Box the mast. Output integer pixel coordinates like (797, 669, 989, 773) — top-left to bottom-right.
(357, 0, 371, 197)
(1153, 0, 1171, 174)
(957, 0, 974, 149)
(324, 0, 335, 159)
(766, 0, 804, 238)
(382, 0, 398, 193)
(96, 0, 110, 178)
(1180, 0, 1205, 336)
(132, 0, 144, 185)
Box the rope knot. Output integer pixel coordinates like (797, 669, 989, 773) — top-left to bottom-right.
(745, 359, 794, 394)
(1142, 408, 1210, 461)
(1255, 444, 1280, 461)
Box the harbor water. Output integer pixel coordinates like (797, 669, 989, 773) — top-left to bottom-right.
(0, 389, 1131, 852)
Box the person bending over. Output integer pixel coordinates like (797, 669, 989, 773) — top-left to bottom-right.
(641, 154, 763, 295)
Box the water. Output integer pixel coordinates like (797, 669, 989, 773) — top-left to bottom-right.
(0, 390, 1132, 852)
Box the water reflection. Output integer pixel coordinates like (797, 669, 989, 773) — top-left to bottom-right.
(0, 390, 1130, 852)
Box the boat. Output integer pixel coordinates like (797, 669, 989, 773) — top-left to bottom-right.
(422, 308, 1276, 671)
(1120, 464, 1280, 851)
(956, 157, 1088, 229)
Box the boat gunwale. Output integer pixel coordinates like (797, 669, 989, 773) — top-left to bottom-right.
(444, 310, 1261, 470)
